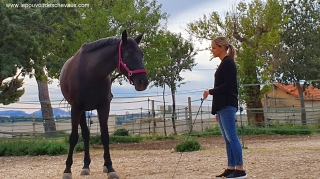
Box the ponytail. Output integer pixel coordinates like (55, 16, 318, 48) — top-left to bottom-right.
(227, 44, 236, 59)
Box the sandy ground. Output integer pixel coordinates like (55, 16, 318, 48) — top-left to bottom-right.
(0, 135, 320, 179)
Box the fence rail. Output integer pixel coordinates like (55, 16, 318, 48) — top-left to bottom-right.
(1, 97, 320, 138)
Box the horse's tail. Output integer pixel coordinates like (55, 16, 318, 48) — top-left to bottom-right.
(59, 98, 71, 117)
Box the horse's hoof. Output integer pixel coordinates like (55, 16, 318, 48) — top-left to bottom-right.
(103, 167, 119, 179)
(62, 173, 72, 179)
(103, 166, 108, 173)
(108, 172, 119, 179)
(80, 168, 90, 175)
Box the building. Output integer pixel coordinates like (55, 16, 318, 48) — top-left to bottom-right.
(262, 83, 320, 124)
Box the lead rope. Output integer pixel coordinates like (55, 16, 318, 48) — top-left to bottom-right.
(171, 98, 204, 179)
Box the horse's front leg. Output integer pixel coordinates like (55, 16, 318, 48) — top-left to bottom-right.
(79, 112, 91, 175)
(97, 104, 120, 179)
(62, 108, 81, 179)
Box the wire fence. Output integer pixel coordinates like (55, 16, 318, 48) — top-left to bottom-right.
(0, 110, 238, 138)
(1, 87, 320, 138)
(1, 100, 320, 138)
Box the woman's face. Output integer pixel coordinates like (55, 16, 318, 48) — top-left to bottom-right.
(211, 42, 224, 58)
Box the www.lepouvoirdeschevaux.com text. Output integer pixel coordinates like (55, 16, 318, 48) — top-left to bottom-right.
(6, 3, 90, 8)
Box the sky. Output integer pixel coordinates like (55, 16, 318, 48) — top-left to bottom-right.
(0, 0, 248, 116)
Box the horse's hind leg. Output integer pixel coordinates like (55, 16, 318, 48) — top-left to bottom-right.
(97, 104, 120, 179)
(62, 108, 81, 179)
(80, 112, 91, 175)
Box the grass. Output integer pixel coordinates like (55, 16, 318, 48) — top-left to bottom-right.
(0, 124, 319, 156)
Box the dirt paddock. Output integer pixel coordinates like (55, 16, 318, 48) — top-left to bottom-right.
(0, 135, 320, 179)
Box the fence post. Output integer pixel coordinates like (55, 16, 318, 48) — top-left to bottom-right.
(151, 100, 156, 134)
(201, 105, 203, 132)
(33, 118, 36, 136)
(140, 107, 142, 134)
(185, 107, 189, 131)
(148, 98, 150, 134)
(132, 122, 134, 134)
(208, 105, 210, 120)
(188, 97, 192, 132)
(177, 107, 179, 120)
(240, 107, 245, 148)
(264, 94, 268, 127)
(97, 113, 99, 134)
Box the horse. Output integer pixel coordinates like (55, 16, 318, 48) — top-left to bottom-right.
(59, 30, 149, 179)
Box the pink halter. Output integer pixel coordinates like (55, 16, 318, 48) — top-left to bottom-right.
(117, 40, 147, 84)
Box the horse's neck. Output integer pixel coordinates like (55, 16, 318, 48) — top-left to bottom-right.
(91, 47, 118, 78)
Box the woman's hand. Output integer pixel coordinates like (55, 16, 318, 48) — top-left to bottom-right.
(203, 89, 209, 100)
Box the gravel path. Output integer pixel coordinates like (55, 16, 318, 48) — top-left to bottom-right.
(0, 135, 319, 179)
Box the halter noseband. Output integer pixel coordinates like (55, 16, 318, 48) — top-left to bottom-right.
(117, 40, 147, 84)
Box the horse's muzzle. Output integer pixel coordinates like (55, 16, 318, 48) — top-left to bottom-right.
(134, 79, 148, 91)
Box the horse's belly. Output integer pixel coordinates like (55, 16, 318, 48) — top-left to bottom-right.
(81, 91, 111, 110)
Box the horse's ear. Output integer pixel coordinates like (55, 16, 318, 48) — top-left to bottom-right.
(122, 30, 128, 43)
(135, 34, 144, 44)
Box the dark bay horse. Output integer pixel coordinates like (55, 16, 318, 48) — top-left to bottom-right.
(59, 30, 148, 179)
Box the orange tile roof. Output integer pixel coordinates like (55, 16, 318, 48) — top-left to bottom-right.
(274, 83, 320, 100)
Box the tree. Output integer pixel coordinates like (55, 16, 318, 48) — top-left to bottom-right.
(2, 0, 81, 132)
(149, 31, 197, 134)
(0, 77, 24, 105)
(273, 0, 320, 125)
(0, 1, 41, 104)
(30, 3, 81, 132)
(186, 0, 284, 125)
(72, 0, 169, 84)
(142, 31, 175, 136)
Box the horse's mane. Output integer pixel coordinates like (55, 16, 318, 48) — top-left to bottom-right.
(82, 36, 121, 52)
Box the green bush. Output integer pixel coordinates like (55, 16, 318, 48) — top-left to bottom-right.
(205, 124, 222, 136)
(181, 124, 221, 138)
(113, 128, 129, 136)
(237, 126, 273, 135)
(27, 141, 50, 156)
(185, 131, 218, 137)
(109, 136, 142, 144)
(75, 141, 85, 152)
(0, 140, 68, 156)
(64, 134, 143, 146)
(205, 124, 221, 133)
(64, 134, 102, 145)
(90, 135, 102, 145)
(0, 143, 6, 156)
(272, 125, 312, 135)
(155, 135, 175, 141)
(46, 142, 68, 155)
(234, 124, 313, 136)
(175, 139, 201, 152)
(3, 141, 30, 156)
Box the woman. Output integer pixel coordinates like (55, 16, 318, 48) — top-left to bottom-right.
(203, 36, 247, 179)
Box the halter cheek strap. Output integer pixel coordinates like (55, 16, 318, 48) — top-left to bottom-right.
(117, 40, 147, 84)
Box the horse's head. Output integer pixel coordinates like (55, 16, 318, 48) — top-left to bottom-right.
(118, 30, 149, 91)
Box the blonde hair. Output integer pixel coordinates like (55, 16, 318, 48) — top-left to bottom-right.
(213, 36, 236, 59)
